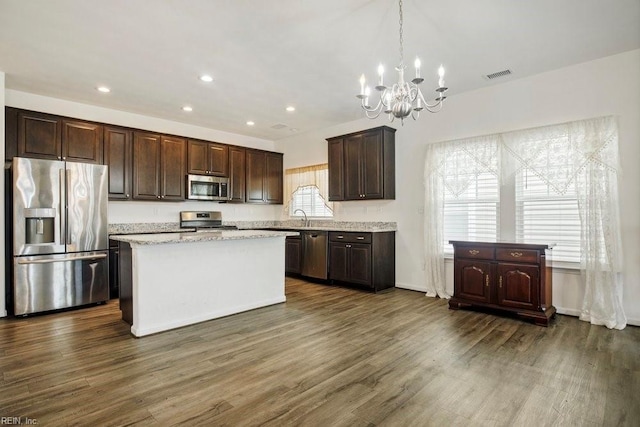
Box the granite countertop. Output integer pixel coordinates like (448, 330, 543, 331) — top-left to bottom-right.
(109, 222, 188, 235)
(109, 221, 397, 235)
(236, 220, 397, 233)
(109, 229, 299, 245)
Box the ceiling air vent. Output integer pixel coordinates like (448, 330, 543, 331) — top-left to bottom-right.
(484, 69, 512, 80)
(271, 123, 287, 130)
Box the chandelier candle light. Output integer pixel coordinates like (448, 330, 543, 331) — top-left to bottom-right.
(357, 0, 448, 123)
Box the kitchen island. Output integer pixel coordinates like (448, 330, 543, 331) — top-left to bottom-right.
(110, 229, 298, 337)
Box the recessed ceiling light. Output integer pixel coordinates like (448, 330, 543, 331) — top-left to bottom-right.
(97, 86, 111, 93)
(246, 121, 255, 126)
(182, 106, 193, 112)
(286, 106, 295, 112)
(199, 74, 213, 82)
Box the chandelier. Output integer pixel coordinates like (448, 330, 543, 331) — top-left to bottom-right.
(356, 0, 448, 123)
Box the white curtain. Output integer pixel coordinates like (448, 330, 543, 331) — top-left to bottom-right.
(425, 117, 626, 329)
(423, 135, 500, 298)
(283, 164, 332, 212)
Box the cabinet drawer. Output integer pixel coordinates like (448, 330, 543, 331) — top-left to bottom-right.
(496, 248, 539, 263)
(454, 246, 494, 260)
(329, 232, 372, 244)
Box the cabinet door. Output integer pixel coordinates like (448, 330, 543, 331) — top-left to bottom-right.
(497, 263, 540, 311)
(62, 119, 103, 164)
(160, 136, 186, 201)
(328, 138, 344, 201)
(348, 243, 372, 286)
(104, 126, 132, 200)
(229, 147, 246, 202)
(329, 242, 349, 282)
(361, 131, 383, 199)
(5, 107, 19, 160)
(344, 134, 363, 200)
(454, 260, 492, 304)
(132, 132, 161, 200)
(285, 237, 303, 274)
(187, 140, 209, 175)
(208, 143, 229, 176)
(246, 150, 266, 203)
(265, 152, 283, 204)
(17, 110, 61, 160)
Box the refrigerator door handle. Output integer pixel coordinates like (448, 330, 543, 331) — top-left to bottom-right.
(59, 168, 67, 246)
(66, 168, 72, 245)
(17, 253, 108, 265)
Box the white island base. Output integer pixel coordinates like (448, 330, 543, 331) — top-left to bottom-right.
(112, 230, 295, 337)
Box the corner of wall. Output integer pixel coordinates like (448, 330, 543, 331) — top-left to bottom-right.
(1, 71, 7, 317)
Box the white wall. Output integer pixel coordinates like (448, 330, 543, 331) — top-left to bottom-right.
(275, 50, 640, 326)
(1, 71, 6, 317)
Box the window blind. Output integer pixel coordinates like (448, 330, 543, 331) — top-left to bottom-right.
(515, 169, 581, 262)
(289, 185, 333, 217)
(443, 171, 499, 253)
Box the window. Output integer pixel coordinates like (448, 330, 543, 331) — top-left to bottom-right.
(442, 168, 581, 262)
(284, 163, 333, 218)
(289, 185, 333, 217)
(443, 171, 499, 254)
(516, 169, 581, 262)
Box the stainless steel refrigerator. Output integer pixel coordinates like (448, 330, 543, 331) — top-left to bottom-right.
(12, 157, 109, 315)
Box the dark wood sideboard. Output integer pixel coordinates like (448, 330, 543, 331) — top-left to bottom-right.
(449, 241, 555, 326)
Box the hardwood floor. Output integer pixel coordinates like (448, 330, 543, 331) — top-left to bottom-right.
(1, 277, 638, 426)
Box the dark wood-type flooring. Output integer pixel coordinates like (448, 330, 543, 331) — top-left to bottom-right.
(1, 277, 639, 426)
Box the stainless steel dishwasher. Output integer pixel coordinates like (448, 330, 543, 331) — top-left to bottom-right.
(301, 231, 328, 279)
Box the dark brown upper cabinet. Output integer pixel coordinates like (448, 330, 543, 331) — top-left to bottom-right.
(104, 126, 132, 200)
(245, 149, 283, 204)
(12, 110, 103, 164)
(5, 107, 283, 206)
(16, 110, 61, 160)
(229, 146, 246, 202)
(62, 119, 104, 164)
(187, 139, 229, 177)
(327, 138, 344, 201)
(132, 132, 186, 201)
(265, 152, 284, 204)
(327, 126, 395, 201)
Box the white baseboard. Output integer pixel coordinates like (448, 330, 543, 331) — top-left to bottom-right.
(555, 306, 581, 317)
(394, 282, 428, 293)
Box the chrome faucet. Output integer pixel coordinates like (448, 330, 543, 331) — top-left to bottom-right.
(293, 209, 309, 227)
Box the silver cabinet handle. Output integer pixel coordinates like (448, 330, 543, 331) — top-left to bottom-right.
(356, 236, 365, 240)
(336, 235, 344, 239)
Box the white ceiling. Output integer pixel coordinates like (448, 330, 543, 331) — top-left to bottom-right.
(1, 0, 639, 141)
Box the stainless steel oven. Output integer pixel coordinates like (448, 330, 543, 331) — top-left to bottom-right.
(186, 174, 230, 201)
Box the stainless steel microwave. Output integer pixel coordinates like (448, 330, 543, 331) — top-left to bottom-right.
(186, 174, 230, 201)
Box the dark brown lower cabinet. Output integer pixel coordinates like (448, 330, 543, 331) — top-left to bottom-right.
(285, 236, 303, 275)
(449, 241, 555, 326)
(118, 242, 133, 325)
(328, 231, 395, 292)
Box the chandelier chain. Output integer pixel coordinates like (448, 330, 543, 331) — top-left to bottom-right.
(398, 0, 404, 65)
